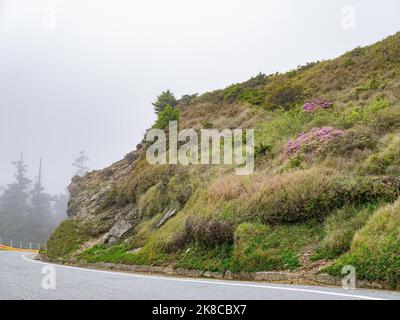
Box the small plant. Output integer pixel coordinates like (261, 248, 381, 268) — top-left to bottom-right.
(343, 57, 355, 67)
(356, 78, 380, 92)
(201, 121, 214, 129)
(255, 142, 272, 157)
(287, 154, 302, 168)
(368, 95, 388, 111)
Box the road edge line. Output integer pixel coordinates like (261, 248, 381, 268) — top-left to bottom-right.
(20, 253, 387, 300)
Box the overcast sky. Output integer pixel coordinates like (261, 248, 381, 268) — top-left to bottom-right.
(0, 0, 399, 193)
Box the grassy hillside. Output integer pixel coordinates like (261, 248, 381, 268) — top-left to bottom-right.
(47, 32, 400, 287)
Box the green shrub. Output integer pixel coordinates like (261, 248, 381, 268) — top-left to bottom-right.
(239, 89, 266, 106)
(248, 169, 399, 224)
(223, 84, 243, 102)
(361, 133, 400, 175)
(368, 95, 389, 112)
(166, 171, 198, 208)
(371, 107, 400, 134)
(288, 155, 303, 168)
(46, 219, 91, 260)
(138, 184, 170, 219)
(322, 129, 377, 157)
(265, 80, 304, 110)
(79, 244, 129, 263)
(232, 222, 322, 272)
(340, 96, 389, 128)
(152, 90, 177, 114)
(183, 217, 235, 247)
(222, 83, 267, 106)
(356, 78, 381, 92)
(202, 168, 399, 225)
(314, 204, 379, 259)
(129, 215, 159, 248)
(180, 93, 198, 106)
(175, 244, 232, 272)
(324, 199, 400, 288)
(120, 159, 173, 204)
(256, 108, 312, 154)
(137, 169, 199, 218)
(153, 105, 180, 129)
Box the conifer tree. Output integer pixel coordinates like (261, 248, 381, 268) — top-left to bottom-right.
(152, 90, 177, 114)
(0, 154, 31, 239)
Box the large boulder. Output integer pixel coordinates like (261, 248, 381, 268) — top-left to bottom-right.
(104, 220, 133, 244)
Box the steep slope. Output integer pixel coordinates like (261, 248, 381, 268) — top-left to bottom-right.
(46, 32, 400, 287)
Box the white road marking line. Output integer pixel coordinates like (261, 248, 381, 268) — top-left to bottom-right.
(21, 254, 385, 300)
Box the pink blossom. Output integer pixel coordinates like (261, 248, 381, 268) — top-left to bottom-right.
(281, 127, 345, 159)
(303, 100, 333, 112)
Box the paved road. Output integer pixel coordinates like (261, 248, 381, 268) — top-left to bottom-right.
(1, 251, 399, 300)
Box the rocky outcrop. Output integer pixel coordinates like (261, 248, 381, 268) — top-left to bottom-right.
(65, 147, 144, 247)
(67, 152, 140, 220)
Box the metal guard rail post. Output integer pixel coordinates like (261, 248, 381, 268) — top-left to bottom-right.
(0, 237, 44, 253)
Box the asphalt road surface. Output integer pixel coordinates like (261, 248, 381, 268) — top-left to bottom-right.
(1, 251, 399, 300)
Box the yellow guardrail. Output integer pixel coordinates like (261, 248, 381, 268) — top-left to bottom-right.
(0, 244, 39, 253)
(0, 238, 43, 253)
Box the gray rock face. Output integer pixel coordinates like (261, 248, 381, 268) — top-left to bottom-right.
(104, 220, 132, 244)
(66, 151, 140, 219)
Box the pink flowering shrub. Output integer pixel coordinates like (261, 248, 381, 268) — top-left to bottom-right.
(303, 100, 333, 112)
(282, 127, 346, 159)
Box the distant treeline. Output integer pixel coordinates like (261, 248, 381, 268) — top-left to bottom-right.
(0, 151, 89, 243)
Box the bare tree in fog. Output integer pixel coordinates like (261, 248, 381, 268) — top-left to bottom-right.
(72, 151, 90, 177)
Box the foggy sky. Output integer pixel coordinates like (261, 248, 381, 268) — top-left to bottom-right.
(0, 0, 399, 193)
